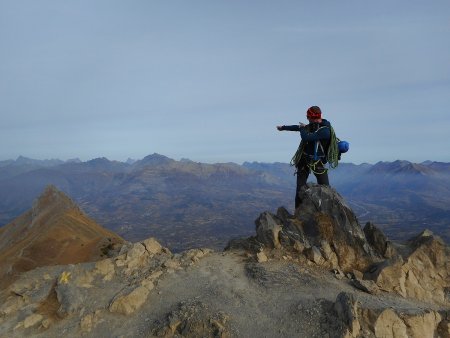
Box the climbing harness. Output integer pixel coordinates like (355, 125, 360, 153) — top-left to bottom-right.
(307, 159, 328, 175)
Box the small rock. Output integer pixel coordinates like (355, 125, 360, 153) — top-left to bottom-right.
(293, 241, 305, 253)
(147, 270, 163, 282)
(351, 279, 380, 295)
(41, 318, 53, 329)
(305, 246, 324, 265)
(80, 313, 94, 332)
(23, 313, 44, 329)
(142, 237, 163, 255)
(320, 240, 333, 257)
(333, 292, 360, 337)
(374, 309, 407, 337)
(332, 268, 345, 280)
(115, 257, 126, 267)
(141, 279, 155, 291)
(352, 269, 364, 280)
(80, 310, 104, 333)
(163, 259, 181, 270)
(257, 251, 268, 263)
(110, 286, 149, 315)
(74, 270, 94, 288)
(403, 310, 442, 338)
(124, 243, 147, 270)
(95, 258, 115, 281)
(0, 295, 25, 316)
(255, 212, 282, 249)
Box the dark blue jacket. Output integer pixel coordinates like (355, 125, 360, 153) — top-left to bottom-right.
(281, 119, 332, 161)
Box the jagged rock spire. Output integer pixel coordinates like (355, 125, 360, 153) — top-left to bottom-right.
(254, 184, 377, 271)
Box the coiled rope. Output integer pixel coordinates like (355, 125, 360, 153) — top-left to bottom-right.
(327, 125, 340, 169)
(290, 142, 304, 167)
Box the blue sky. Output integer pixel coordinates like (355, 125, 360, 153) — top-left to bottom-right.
(1, 1, 449, 164)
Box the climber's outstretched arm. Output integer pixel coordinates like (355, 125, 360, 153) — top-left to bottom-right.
(276, 125, 302, 132)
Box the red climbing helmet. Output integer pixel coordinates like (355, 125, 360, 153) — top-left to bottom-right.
(306, 106, 322, 119)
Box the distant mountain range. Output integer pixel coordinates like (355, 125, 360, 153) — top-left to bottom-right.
(0, 155, 449, 250)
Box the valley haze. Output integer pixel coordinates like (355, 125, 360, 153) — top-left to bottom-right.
(1, 154, 449, 252)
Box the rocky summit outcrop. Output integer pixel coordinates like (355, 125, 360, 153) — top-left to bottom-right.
(0, 185, 124, 288)
(363, 222, 397, 259)
(0, 236, 213, 337)
(5, 232, 448, 338)
(246, 184, 377, 272)
(231, 184, 450, 308)
(333, 291, 448, 338)
(364, 229, 450, 305)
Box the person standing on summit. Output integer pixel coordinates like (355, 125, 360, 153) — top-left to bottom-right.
(277, 106, 333, 209)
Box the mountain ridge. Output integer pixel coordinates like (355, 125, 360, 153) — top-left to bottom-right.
(0, 155, 449, 251)
(0, 185, 124, 289)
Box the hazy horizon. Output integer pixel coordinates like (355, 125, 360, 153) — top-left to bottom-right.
(1, 153, 448, 166)
(1, 1, 449, 164)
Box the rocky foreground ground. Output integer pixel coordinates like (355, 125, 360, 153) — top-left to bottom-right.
(0, 185, 449, 337)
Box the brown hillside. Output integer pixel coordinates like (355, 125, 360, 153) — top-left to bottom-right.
(0, 185, 123, 288)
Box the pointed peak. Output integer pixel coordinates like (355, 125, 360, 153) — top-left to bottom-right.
(15, 156, 34, 164)
(133, 153, 174, 167)
(38, 184, 67, 197)
(16, 155, 30, 160)
(418, 229, 434, 238)
(369, 160, 434, 175)
(408, 229, 445, 250)
(87, 157, 111, 164)
(35, 185, 74, 204)
(43, 184, 59, 194)
(66, 158, 82, 163)
(142, 153, 171, 161)
(32, 185, 79, 220)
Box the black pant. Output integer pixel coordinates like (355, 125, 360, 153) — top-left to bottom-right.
(295, 160, 329, 209)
